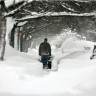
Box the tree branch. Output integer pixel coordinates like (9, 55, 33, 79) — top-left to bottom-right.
(15, 11, 95, 22)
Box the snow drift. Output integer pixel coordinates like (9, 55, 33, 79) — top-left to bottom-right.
(0, 38, 96, 96)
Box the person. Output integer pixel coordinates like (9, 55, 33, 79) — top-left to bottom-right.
(39, 38, 51, 69)
(90, 45, 96, 59)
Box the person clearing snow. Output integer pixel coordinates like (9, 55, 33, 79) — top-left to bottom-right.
(39, 38, 52, 69)
(90, 45, 96, 59)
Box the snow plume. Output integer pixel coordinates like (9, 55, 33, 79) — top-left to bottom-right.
(51, 28, 83, 49)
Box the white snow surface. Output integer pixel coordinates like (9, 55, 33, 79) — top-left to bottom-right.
(0, 39, 96, 96)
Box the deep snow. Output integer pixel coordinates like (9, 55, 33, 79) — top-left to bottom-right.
(0, 38, 96, 96)
(2, 1, 96, 95)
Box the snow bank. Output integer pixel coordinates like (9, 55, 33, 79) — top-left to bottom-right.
(4, 44, 43, 76)
(61, 38, 94, 52)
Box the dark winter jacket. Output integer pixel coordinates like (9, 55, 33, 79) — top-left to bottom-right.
(93, 45, 96, 55)
(39, 41, 51, 56)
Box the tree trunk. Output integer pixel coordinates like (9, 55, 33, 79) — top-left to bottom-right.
(20, 32, 23, 52)
(0, 16, 6, 60)
(10, 23, 18, 48)
(0, 1, 7, 60)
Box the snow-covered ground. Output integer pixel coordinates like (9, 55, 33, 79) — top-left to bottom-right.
(0, 38, 96, 96)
